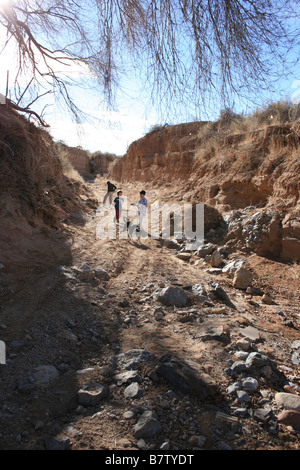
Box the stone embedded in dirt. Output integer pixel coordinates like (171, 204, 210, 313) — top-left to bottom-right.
(190, 284, 209, 304)
(283, 384, 299, 395)
(93, 267, 110, 281)
(164, 239, 180, 249)
(113, 370, 142, 385)
(148, 370, 159, 383)
(155, 357, 211, 400)
(123, 410, 135, 420)
(133, 410, 161, 439)
(124, 382, 143, 399)
(189, 435, 206, 448)
(157, 286, 188, 307)
(199, 326, 230, 343)
(233, 266, 253, 290)
(226, 209, 283, 259)
(58, 329, 78, 342)
(277, 410, 300, 428)
(222, 259, 249, 276)
(110, 348, 155, 371)
(176, 252, 192, 261)
(236, 338, 252, 351)
(245, 352, 276, 370)
(208, 282, 236, 309)
(72, 265, 94, 281)
(237, 390, 250, 403)
(9, 340, 25, 350)
(17, 380, 36, 395)
(241, 377, 259, 392)
(261, 293, 275, 305)
(184, 240, 208, 253)
(78, 381, 108, 407)
(195, 243, 215, 257)
(153, 308, 165, 321)
(210, 249, 224, 267)
(246, 286, 264, 296)
(239, 326, 260, 342)
(44, 435, 70, 450)
(253, 407, 273, 423)
(80, 263, 91, 270)
(32, 365, 59, 385)
(275, 392, 300, 412)
(291, 349, 300, 366)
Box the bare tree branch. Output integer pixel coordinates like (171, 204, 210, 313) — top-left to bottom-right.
(0, 0, 299, 123)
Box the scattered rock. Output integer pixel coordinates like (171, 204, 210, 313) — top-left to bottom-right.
(275, 392, 300, 412)
(237, 390, 250, 403)
(157, 286, 188, 307)
(241, 377, 259, 392)
(123, 410, 135, 420)
(17, 380, 36, 395)
(253, 407, 273, 423)
(124, 382, 143, 399)
(133, 410, 161, 439)
(239, 326, 260, 342)
(246, 286, 263, 296)
(210, 250, 223, 267)
(291, 349, 300, 366)
(245, 352, 273, 369)
(164, 239, 180, 249)
(32, 365, 59, 385)
(233, 267, 253, 290)
(199, 326, 230, 343)
(222, 259, 249, 276)
(196, 243, 215, 257)
(156, 357, 211, 399)
(189, 435, 206, 448)
(177, 252, 192, 261)
(277, 410, 300, 428)
(236, 338, 252, 351)
(113, 370, 142, 385)
(262, 293, 275, 305)
(44, 435, 70, 450)
(153, 308, 165, 321)
(78, 381, 108, 407)
(110, 349, 155, 370)
(93, 267, 110, 281)
(208, 282, 236, 309)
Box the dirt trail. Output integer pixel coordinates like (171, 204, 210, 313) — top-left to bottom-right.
(0, 179, 299, 451)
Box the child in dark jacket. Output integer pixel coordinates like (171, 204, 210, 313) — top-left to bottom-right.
(114, 190, 123, 223)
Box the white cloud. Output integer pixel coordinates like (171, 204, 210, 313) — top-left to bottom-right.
(48, 110, 156, 155)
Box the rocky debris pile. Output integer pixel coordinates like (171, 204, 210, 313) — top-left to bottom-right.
(224, 208, 282, 258)
(223, 206, 300, 261)
(71, 348, 219, 449)
(162, 205, 300, 262)
(65, 341, 300, 450)
(223, 328, 300, 431)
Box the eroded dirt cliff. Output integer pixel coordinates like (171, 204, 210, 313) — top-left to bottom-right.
(111, 120, 300, 261)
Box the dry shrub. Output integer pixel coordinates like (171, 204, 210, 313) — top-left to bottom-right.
(194, 100, 300, 164)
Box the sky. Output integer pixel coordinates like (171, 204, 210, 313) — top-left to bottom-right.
(1, 1, 300, 156)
